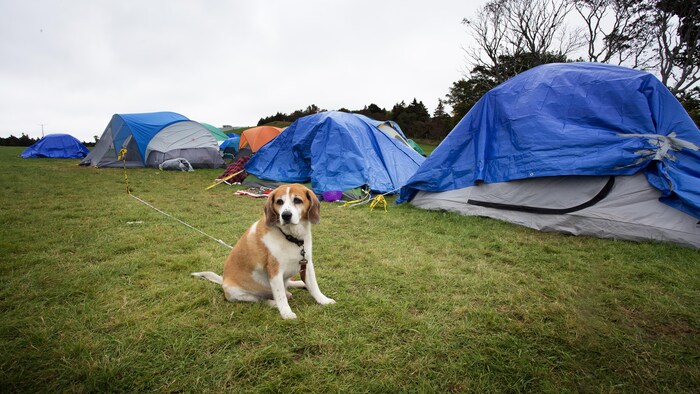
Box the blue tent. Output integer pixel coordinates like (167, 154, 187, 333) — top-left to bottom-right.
(21, 133, 89, 159)
(245, 111, 425, 193)
(220, 135, 240, 152)
(399, 62, 700, 219)
(80, 111, 224, 168)
(112, 112, 188, 160)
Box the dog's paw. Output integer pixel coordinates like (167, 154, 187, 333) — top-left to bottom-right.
(280, 311, 298, 320)
(318, 297, 336, 305)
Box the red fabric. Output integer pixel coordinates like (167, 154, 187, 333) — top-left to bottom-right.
(217, 156, 250, 183)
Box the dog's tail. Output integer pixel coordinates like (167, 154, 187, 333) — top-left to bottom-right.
(191, 271, 223, 285)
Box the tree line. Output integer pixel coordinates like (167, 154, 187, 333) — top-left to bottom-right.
(0, 134, 39, 147)
(0, 134, 97, 147)
(257, 100, 453, 141)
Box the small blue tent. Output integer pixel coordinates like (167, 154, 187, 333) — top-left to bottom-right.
(21, 133, 89, 159)
(80, 112, 224, 168)
(245, 111, 425, 193)
(220, 135, 240, 153)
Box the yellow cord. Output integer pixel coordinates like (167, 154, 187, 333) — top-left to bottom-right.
(205, 170, 244, 190)
(118, 148, 131, 195)
(369, 194, 387, 212)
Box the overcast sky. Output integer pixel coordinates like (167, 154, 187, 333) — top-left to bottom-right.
(0, 0, 486, 141)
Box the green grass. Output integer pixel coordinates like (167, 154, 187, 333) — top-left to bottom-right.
(1, 146, 699, 393)
(412, 138, 441, 156)
(260, 121, 292, 129)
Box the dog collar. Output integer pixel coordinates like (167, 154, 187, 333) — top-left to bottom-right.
(279, 228, 304, 247)
(279, 228, 308, 283)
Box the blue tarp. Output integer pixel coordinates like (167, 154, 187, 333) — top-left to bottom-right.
(245, 111, 426, 193)
(398, 62, 700, 219)
(220, 135, 240, 152)
(112, 112, 188, 160)
(21, 133, 89, 159)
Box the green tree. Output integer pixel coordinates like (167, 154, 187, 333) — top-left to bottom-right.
(390, 101, 406, 121)
(677, 87, 700, 126)
(354, 103, 389, 120)
(405, 98, 430, 121)
(433, 99, 449, 119)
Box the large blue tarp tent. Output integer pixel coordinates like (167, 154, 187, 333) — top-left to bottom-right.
(245, 111, 425, 193)
(21, 133, 89, 159)
(80, 112, 224, 168)
(399, 62, 700, 218)
(399, 62, 700, 248)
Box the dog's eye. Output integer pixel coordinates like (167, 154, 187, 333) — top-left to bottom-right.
(293, 197, 303, 204)
(276, 199, 284, 206)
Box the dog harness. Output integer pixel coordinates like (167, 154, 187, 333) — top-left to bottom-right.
(279, 228, 307, 283)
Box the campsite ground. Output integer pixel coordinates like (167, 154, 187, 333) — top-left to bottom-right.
(1, 146, 699, 392)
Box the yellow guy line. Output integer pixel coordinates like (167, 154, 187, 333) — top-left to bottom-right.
(205, 170, 244, 190)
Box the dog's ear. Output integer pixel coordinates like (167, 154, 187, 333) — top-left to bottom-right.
(264, 190, 278, 227)
(306, 190, 321, 224)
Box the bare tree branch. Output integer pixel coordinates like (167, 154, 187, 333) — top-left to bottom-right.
(462, 0, 582, 82)
(656, 6, 700, 95)
(570, 0, 656, 68)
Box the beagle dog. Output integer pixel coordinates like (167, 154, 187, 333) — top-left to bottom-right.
(192, 184, 335, 319)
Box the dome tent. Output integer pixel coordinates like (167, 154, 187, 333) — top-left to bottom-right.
(367, 118, 426, 155)
(200, 122, 229, 142)
(220, 135, 241, 154)
(80, 112, 224, 168)
(239, 126, 283, 152)
(245, 111, 425, 194)
(399, 63, 700, 248)
(21, 133, 89, 159)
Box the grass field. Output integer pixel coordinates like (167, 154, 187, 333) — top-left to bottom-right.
(1, 146, 699, 393)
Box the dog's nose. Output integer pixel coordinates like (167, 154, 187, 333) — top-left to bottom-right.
(281, 211, 292, 223)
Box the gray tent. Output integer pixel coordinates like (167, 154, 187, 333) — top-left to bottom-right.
(411, 173, 700, 249)
(81, 112, 224, 169)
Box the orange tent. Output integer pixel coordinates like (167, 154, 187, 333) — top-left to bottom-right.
(239, 126, 283, 152)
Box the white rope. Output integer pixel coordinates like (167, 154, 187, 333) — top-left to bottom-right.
(129, 194, 233, 250)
